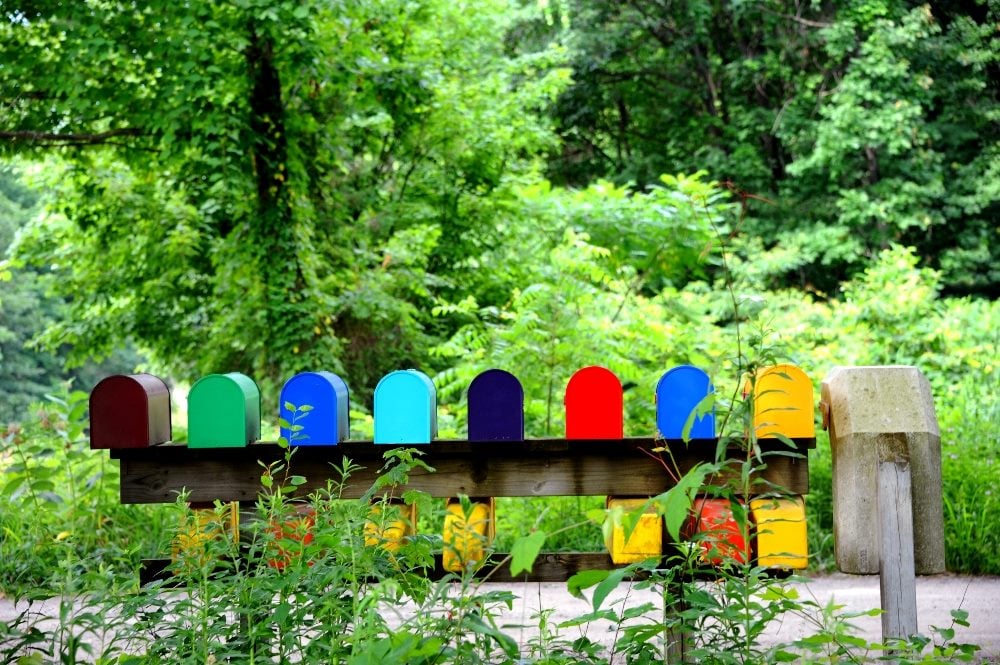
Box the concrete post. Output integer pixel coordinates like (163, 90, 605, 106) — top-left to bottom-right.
(820, 366, 945, 575)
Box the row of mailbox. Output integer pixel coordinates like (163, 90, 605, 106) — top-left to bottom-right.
(89, 364, 816, 449)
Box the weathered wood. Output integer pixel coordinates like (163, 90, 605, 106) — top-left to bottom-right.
(822, 366, 944, 575)
(112, 437, 812, 504)
(878, 460, 918, 643)
(141, 552, 636, 585)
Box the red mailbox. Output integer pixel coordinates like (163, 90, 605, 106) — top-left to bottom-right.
(684, 498, 749, 565)
(565, 366, 624, 439)
(89, 374, 171, 449)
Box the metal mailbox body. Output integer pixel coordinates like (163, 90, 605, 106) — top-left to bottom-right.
(655, 365, 715, 440)
(89, 374, 171, 449)
(279, 371, 350, 446)
(685, 497, 749, 565)
(750, 496, 808, 569)
(605, 497, 663, 564)
(188, 372, 261, 448)
(564, 366, 623, 439)
(374, 369, 437, 444)
(754, 364, 815, 439)
(467, 369, 524, 441)
(821, 366, 944, 574)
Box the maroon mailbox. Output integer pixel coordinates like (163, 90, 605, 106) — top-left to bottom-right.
(89, 374, 172, 449)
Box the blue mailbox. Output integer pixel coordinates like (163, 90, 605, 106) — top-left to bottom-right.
(467, 369, 524, 441)
(655, 365, 715, 440)
(279, 371, 350, 446)
(373, 369, 437, 444)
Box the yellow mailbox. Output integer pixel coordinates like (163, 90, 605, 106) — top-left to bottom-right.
(753, 364, 815, 439)
(442, 497, 496, 573)
(364, 501, 416, 553)
(750, 496, 808, 569)
(605, 498, 663, 564)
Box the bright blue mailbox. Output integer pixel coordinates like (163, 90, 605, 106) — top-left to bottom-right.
(656, 365, 715, 439)
(467, 369, 524, 441)
(279, 371, 350, 446)
(374, 369, 437, 444)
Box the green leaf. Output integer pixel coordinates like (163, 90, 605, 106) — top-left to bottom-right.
(566, 569, 609, 599)
(655, 465, 708, 541)
(509, 530, 546, 576)
(592, 566, 629, 611)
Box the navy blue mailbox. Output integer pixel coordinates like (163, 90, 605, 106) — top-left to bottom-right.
(467, 369, 524, 441)
(374, 369, 437, 444)
(279, 371, 350, 446)
(655, 365, 715, 439)
(89, 374, 172, 449)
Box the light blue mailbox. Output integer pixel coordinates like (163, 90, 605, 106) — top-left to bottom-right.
(374, 369, 437, 444)
(279, 371, 350, 446)
(656, 365, 715, 440)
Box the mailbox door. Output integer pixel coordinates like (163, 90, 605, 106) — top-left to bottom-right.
(565, 366, 623, 439)
(188, 373, 260, 448)
(467, 369, 524, 441)
(750, 496, 808, 569)
(374, 370, 436, 444)
(655, 365, 715, 440)
(89, 374, 171, 449)
(280, 371, 349, 446)
(685, 498, 749, 565)
(754, 364, 815, 439)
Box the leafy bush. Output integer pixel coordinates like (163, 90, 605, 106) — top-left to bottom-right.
(0, 387, 173, 595)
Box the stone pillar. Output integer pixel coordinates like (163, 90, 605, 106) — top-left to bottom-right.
(821, 366, 945, 575)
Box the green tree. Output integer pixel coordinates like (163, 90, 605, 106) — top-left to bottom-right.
(515, 0, 999, 295)
(1, 0, 567, 397)
(0, 165, 140, 422)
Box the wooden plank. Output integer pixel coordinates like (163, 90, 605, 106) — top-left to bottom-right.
(113, 438, 811, 504)
(141, 552, 626, 585)
(877, 460, 918, 643)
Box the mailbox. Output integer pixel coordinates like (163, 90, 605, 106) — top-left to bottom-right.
(279, 371, 350, 446)
(188, 372, 261, 448)
(821, 366, 945, 574)
(443, 497, 496, 572)
(373, 369, 437, 444)
(364, 501, 417, 552)
(89, 374, 172, 449)
(753, 364, 815, 439)
(605, 498, 663, 564)
(467, 369, 524, 441)
(565, 366, 623, 439)
(655, 365, 715, 440)
(684, 498, 749, 565)
(750, 496, 808, 569)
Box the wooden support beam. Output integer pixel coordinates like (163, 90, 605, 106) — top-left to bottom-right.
(111, 437, 812, 504)
(878, 459, 918, 643)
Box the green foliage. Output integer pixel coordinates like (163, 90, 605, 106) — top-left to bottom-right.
(1, 0, 569, 399)
(0, 165, 143, 422)
(515, 0, 1000, 295)
(432, 173, 728, 436)
(0, 386, 172, 593)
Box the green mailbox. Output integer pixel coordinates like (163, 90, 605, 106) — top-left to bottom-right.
(188, 372, 261, 448)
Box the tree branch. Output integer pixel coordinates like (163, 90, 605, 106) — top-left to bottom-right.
(0, 128, 144, 146)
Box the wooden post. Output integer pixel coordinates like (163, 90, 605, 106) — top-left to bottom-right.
(877, 459, 918, 642)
